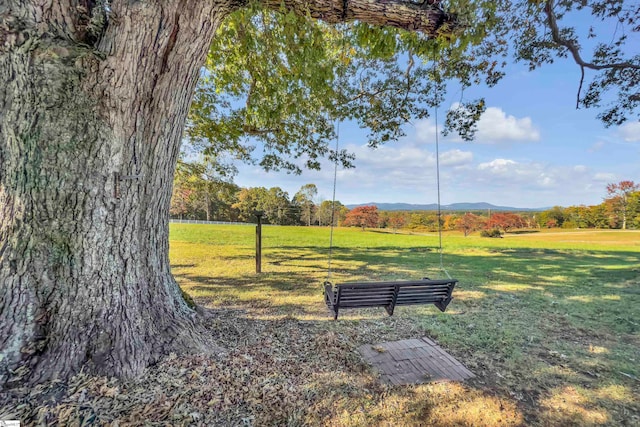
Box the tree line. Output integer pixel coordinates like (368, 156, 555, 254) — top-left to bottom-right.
(344, 180, 640, 233)
(171, 163, 639, 232)
(535, 181, 640, 230)
(170, 162, 349, 225)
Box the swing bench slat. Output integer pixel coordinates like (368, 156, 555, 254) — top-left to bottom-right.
(324, 278, 457, 320)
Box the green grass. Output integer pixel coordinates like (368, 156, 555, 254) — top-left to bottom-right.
(170, 224, 640, 425)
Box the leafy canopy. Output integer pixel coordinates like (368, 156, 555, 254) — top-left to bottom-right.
(187, 0, 639, 173)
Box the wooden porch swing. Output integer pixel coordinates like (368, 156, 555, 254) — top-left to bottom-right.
(322, 84, 457, 320)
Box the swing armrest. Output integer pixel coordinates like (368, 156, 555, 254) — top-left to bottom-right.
(324, 282, 340, 319)
(324, 282, 336, 309)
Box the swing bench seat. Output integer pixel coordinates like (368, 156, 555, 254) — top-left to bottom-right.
(324, 278, 457, 320)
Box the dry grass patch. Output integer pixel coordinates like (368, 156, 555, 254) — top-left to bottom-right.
(1, 310, 522, 426)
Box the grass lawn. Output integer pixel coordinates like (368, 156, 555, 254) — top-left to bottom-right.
(3, 225, 637, 425)
(170, 224, 640, 426)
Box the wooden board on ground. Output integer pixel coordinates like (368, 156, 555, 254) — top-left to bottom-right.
(358, 337, 475, 385)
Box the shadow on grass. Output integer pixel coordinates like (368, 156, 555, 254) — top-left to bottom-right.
(203, 302, 638, 426)
(172, 243, 640, 425)
(174, 244, 639, 334)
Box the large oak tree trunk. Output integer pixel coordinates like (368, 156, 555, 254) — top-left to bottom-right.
(0, 0, 236, 385)
(1, 0, 449, 386)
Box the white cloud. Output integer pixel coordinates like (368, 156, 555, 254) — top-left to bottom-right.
(538, 175, 555, 187)
(588, 141, 606, 152)
(311, 143, 475, 199)
(440, 149, 473, 166)
(233, 149, 623, 207)
(475, 158, 557, 188)
(618, 121, 640, 142)
(349, 144, 435, 170)
(478, 158, 517, 172)
(475, 107, 540, 142)
(414, 106, 540, 145)
(414, 119, 439, 144)
(594, 172, 616, 182)
(232, 130, 624, 207)
(349, 145, 473, 172)
(470, 158, 607, 194)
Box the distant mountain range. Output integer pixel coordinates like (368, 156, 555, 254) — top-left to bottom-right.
(345, 202, 549, 212)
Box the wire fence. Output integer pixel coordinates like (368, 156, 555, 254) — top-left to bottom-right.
(169, 219, 253, 226)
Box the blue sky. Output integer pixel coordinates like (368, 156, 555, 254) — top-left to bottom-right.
(231, 49, 639, 209)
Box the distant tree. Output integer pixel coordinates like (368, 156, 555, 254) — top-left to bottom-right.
(586, 204, 610, 229)
(170, 160, 240, 221)
(538, 206, 566, 228)
(264, 187, 294, 225)
(443, 214, 458, 231)
(563, 205, 589, 229)
(605, 181, 640, 230)
(233, 187, 269, 222)
(170, 185, 194, 219)
(628, 192, 640, 229)
(343, 206, 379, 230)
(316, 200, 347, 226)
(170, 162, 195, 219)
(293, 184, 318, 226)
(232, 186, 293, 224)
(316, 200, 331, 226)
(408, 213, 425, 230)
(388, 212, 408, 233)
(211, 182, 242, 222)
(407, 212, 438, 231)
(456, 213, 485, 237)
(486, 212, 527, 232)
(377, 211, 390, 229)
(519, 212, 536, 229)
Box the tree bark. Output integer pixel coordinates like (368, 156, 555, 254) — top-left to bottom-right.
(1, 0, 451, 386)
(0, 0, 235, 386)
(205, 192, 212, 222)
(264, 0, 456, 32)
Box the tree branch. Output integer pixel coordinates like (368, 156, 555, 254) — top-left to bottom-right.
(544, 0, 640, 107)
(577, 64, 584, 109)
(544, 0, 640, 72)
(259, 0, 457, 36)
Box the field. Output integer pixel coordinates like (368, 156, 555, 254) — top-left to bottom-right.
(3, 225, 638, 425)
(169, 224, 640, 426)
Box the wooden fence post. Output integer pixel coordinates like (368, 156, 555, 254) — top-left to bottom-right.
(255, 211, 263, 273)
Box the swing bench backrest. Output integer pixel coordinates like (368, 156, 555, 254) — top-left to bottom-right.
(324, 278, 457, 320)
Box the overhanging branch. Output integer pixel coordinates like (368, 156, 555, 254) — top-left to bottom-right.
(544, 0, 640, 106)
(260, 0, 457, 37)
(544, 0, 640, 72)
